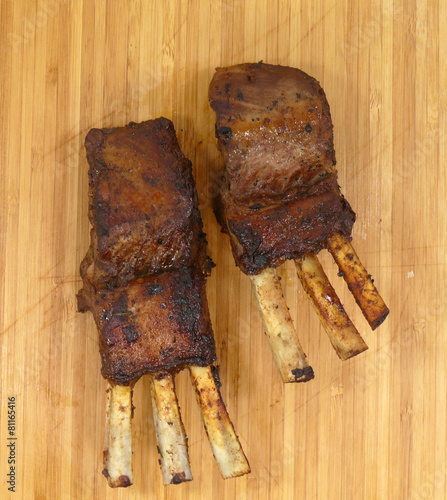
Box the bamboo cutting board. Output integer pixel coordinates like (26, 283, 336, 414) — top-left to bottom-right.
(1, 1, 446, 498)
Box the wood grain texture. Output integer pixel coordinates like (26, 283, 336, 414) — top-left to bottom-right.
(0, 0, 445, 498)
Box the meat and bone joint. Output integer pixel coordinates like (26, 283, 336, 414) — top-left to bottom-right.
(77, 118, 249, 487)
(209, 62, 389, 380)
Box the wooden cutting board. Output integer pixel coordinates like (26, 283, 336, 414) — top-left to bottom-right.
(1, 1, 446, 498)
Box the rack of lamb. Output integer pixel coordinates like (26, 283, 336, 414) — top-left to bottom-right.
(209, 62, 389, 382)
(77, 118, 249, 487)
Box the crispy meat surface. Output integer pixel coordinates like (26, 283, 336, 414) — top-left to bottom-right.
(82, 118, 209, 289)
(77, 118, 216, 384)
(209, 62, 355, 274)
(78, 267, 215, 385)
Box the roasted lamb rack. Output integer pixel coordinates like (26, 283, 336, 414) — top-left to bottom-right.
(209, 62, 389, 382)
(77, 118, 249, 487)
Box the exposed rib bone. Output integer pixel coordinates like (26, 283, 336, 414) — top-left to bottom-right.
(295, 254, 368, 360)
(327, 232, 389, 329)
(149, 373, 193, 485)
(103, 383, 133, 488)
(189, 365, 250, 479)
(250, 267, 314, 382)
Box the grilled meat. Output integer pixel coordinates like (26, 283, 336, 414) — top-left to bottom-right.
(209, 62, 355, 274)
(80, 118, 210, 289)
(77, 118, 216, 384)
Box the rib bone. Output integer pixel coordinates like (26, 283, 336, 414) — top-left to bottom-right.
(327, 232, 389, 329)
(295, 254, 368, 360)
(250, 267, 314, 382)
(103, 383, 133, 488)
(189, 365, 250, 478)
(149, 373, 193, 485)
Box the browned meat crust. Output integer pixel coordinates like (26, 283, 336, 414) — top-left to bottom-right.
(79, 267, 215, 385)
(77, 118, 216, 385)
(81, 118, 210, 289)
(215, 176, 354, 273)
(209, 62, 355, 274)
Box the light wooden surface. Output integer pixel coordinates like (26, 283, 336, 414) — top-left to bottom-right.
(1, 1, 446, 498)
